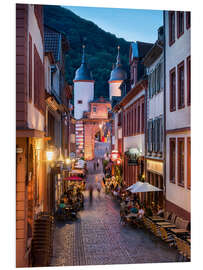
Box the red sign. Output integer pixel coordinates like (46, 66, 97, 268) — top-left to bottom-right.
(111, 150, 120, 161)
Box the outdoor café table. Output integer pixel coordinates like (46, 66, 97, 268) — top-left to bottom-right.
(149, 216, 165, 222)
(126, 213, 138, 218)
(156, 222, 176, 228)
(169, 228, 189, 235)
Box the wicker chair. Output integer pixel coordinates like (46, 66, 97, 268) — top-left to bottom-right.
(174, 236, 190, 261)
(160, 227, 175, 247)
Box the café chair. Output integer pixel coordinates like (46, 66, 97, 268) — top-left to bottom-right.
(143, 217, 152, 230)
(151, 222, 161, 238)
(160, 227, 175, 247)
(174, 236, 190, 262)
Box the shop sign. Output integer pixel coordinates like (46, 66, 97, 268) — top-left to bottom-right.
(147, 160, 163, 175)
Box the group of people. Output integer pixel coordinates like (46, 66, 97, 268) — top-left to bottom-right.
(119, 191, 164, 226)
(57, 185, 84, 219)
(104, 176, 123, 197)
(120, 194, 145, 225)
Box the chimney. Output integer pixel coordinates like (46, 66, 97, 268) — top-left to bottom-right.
(158, 26, 164, 43)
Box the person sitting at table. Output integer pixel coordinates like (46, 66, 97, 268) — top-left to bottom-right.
(129, 202, 139, 215)
(157, 204, 164, 217)
(137, 205, 145, 219)
(58, 199, 66, 217)
(126, 203, 139, 223)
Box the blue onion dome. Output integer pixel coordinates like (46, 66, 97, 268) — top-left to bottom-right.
(109, 46, 127, 82)
(74, 45, 93, 81)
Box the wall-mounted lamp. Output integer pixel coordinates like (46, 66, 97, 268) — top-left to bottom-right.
(46, 145, 55, 162)
(65, 158, 71, 165)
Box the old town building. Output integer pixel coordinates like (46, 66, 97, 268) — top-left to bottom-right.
(109, 46, 127, 151)
(164, 11, 191, 220)
(112, 42, 153, 188)
(73, 46, 111, 160)
(143, 26, 165, 206)
(44, 24, 71, 212)
(16, 5, 72, 267)
(16, 4, 46, 267)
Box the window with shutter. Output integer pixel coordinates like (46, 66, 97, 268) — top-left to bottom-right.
(178, 138, 185, 186)
(178, 61, 185, 109)
(156, 64, 161, 93)
(177, 11, 184, 38)
(160, 62, 164, 90)
(170, 67, 176, 112)
(148, 73, 151, 99)
(160, 116, 163, 154)
(157, 118, 160, 152)
(170, 138, 176, 183)
(169, 11, 175, 46)
(151, 71, 155, 97)
(148, 120, 152, 153)
(150, 120, 153, 152)
(152, 119, 154, 152)
(29, 34, 32, 102)
(141, 102, 145, 133)
(154, 119, 158, 153)
(34, 45, 45, 113)
(147, 121, 150, 152)
(137, 104, 140, 133)
(186, 12, 191, 29)
(131, 107, 133, 135)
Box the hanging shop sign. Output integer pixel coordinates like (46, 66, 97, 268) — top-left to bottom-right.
(125, 148, 140, 165)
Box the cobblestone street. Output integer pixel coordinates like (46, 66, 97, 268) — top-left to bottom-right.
(50, 159, 178, 267)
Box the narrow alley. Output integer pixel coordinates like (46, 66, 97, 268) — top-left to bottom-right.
(50, 158, 178, 267)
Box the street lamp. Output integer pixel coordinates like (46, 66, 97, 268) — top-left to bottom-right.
(65, 158, 71, 165)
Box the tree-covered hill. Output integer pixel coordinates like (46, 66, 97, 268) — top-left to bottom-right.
(43, 5, 131, 98)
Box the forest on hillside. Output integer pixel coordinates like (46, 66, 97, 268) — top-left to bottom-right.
(43, 5, 131, 98)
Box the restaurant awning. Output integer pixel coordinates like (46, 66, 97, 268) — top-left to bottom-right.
(63, 176, 84, 181)
(70, 169, 85, 174)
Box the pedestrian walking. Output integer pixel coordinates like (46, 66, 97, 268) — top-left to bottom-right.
(93, 162, 96, 171)
(88, 184, 93, 204)
(96, 181, 101, 196)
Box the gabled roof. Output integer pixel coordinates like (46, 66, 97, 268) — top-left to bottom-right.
(143, 40, 163, 67)
(130, 41, 153, 60)
(44, 25, 69, 62)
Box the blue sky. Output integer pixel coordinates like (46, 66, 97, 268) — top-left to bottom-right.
(63, 6, 163, 43)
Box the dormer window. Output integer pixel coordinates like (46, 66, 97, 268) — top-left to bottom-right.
(93, 106, 96, 113)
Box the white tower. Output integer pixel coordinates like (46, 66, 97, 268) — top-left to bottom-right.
(108, 46, 127, 101)
(73, 45, 94, 119)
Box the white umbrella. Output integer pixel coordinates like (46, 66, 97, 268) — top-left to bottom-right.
(128, 182, 162, 193)
(126, 181, 143, 191)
